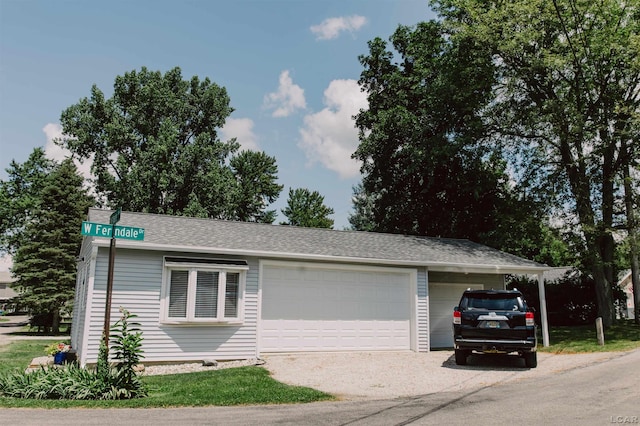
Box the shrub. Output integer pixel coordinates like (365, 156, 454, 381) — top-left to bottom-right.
(0, 306, 146, 400)
(508, 272, 600, 326)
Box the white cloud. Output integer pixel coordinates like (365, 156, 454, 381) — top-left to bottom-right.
(43, 123, 93, 183)
(263, 70, 306, 118)
(221, 118, 259, 151)
(310, 15, 368, 40)
(298, 79, 368, 179)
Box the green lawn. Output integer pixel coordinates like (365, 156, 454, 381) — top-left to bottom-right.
(0, 340, 334, 408)
(539, 320, 640, 353)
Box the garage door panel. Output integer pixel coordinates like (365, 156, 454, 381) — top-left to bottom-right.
(261, 319, 409, 352)
(261, 265, 412, 352)
(429, 283, 483, 348)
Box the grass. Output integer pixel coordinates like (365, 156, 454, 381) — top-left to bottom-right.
(0, 340, 334, 408)
(539, 320, 640, 353)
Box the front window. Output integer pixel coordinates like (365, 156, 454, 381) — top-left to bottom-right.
(461, 295, 524, 311)
(163, 259, 246, 323)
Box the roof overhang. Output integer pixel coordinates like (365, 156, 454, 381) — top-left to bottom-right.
(90, 238, 549, 275)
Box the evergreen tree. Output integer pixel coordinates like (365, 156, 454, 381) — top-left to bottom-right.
(281, 188, 335, 229)
(11, 159, 94, 333)
(0, 148, 55, 254)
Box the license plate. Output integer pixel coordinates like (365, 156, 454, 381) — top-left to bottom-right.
(486, 321, 500, 328)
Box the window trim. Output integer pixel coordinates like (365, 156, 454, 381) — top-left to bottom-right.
(160, 257, 248, 325)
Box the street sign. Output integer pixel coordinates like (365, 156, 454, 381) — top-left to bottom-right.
(110, 208, 122, 225)
(81, 221, 145, 241)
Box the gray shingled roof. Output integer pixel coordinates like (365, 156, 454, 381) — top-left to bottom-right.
(86, 209, 547, 272)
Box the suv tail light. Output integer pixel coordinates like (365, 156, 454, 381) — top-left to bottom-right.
(525, 312, 535, 326)
(453, 310, 461, 324)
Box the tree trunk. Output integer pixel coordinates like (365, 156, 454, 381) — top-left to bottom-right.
(591, 257, 614, 326)
(561, 151, 615, 327)
(51, 307, 61, 335)
(623, 164, 640, 324)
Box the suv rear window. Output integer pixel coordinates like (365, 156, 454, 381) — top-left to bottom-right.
(460, 294, 525, 311)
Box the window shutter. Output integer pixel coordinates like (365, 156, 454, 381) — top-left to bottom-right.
(195, 271, 219, 318)
(224, 272, 239, 318)
(168, 270, 189, 317)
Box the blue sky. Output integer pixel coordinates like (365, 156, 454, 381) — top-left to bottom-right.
(0, 0, 437, 231)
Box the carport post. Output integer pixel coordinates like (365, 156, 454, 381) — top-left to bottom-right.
(537, 273, 550, 347)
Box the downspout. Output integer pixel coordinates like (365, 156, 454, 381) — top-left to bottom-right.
(538, 273, 550, 347)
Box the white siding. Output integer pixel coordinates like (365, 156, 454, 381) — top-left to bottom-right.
(82, 248, 258, 364)
(71, 240, 96, 361)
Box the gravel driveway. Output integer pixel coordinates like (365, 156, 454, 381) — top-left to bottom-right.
(262, 350, 626, 401)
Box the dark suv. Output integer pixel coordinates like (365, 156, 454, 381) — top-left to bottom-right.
(452, 289, 537, 368)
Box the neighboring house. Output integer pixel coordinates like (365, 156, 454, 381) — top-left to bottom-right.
(0, 270, 18, 312)
(71, 209, 549, 366)
(618, 270, 636, 320)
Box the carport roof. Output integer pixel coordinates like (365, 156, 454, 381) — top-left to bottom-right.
(86, 209, 547, 273)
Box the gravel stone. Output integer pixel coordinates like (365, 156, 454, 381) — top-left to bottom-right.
(141, 358, 263, 376)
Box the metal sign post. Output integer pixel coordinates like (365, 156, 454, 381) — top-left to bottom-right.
(102, 208, 121, 353)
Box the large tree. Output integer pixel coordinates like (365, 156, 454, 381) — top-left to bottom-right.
(352, 21, 559, 264)
(0, 148, 55, 255)
(353, 21, 498, 239)
(11, 159, 94, 332)
(281, 188, 335, 229)
(59, 66, 281, 222)
(432, 0, 640, 326)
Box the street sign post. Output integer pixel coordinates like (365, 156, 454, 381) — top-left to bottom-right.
(79, 208, 145, 356)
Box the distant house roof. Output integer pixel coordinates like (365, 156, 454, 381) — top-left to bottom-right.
(543, 267, 579, 282)
(0, 270, 15, 284)
(0, 271, 18, 300)
(86, 209, 548, 274)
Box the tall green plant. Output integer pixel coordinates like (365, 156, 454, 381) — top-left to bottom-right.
(109, 307, 144, 385)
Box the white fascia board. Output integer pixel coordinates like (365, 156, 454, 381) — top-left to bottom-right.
(92, 239, 549, 275)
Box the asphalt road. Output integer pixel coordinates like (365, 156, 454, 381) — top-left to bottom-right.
(3, 348, 639, 426)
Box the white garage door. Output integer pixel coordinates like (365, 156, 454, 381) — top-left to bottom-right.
(260, 264, 412, 352)
(429, 283, 483, 348)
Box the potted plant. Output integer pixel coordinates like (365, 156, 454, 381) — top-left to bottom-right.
(45, 342, 71, 365)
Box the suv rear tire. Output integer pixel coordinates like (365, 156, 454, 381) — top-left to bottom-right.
(455, 349, 469, 365)
(523, 351, 537, 368)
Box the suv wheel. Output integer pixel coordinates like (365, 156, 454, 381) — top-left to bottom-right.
(523, 351, 537, 368)
(454, 349, 469, 365)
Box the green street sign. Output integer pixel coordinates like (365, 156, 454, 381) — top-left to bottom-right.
(110, 208, 122, 225)
(81, 221, 145, 241)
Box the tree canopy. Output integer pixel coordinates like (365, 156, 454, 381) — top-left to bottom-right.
(351, 20, 565, 265)
(281, 188, 335, 229)
(11, 159, 94, 332)
(58, 66, 282, 223)
(431, 0, 640, 325)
